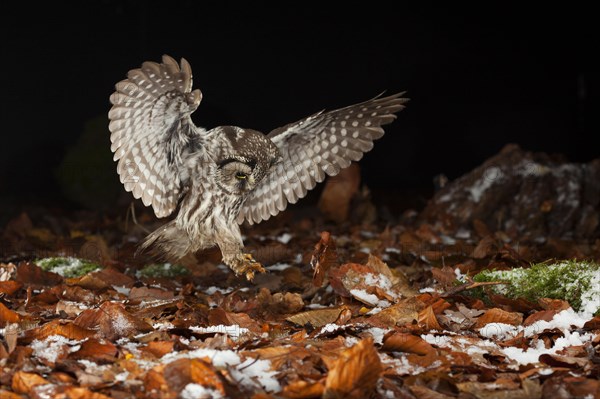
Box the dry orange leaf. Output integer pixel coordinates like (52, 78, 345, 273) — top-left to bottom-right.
(162, 358, 228, 395)
(69, 338, 118, 363)
(474, 308, 523, 328)
(60, 386, 113, 399)
(16, 261, 62, 287)
(0, 389, 24, 399)
(0, 281, 22, 296)
(311, 231, 339, 288)
(286, 307, 347, 328)
(457, 379, 541, 399)
(473, 235, 496, 259)
(282, 380, 325, 399)
(419, 305, 443, 330)
(323, 337, 382, 399)
(381, 332, 435, 356)
(409, 385, 455, 399)
(523, 309, 559, 326)
(22, 319, 95, 343)
(369, 297, 424, 327)
(12, 371, 50, 394)
(74, 301, 153, 340)
(142, 340, 175, 358)
(0, 302, 21, 326)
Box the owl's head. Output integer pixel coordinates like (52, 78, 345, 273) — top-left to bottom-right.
(214, 127, 280, 195)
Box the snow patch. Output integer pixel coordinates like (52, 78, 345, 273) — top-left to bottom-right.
(230, 358, 281, 392)
(266, 263, 292, 271)
(276, 232, 293, 244)
(181, 383, 224, 399)
(190, 325, 249, 340)
(31, 335, 82, 363)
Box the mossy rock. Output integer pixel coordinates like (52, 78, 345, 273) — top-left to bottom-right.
(473, 260, 600, 315)
(36, 257, 102, 278)
(137, 263, 190, 278)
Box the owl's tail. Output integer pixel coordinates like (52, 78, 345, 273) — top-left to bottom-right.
(137, 221, 193, 261)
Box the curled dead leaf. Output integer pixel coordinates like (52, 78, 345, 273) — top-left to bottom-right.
(16, 261, 63, 287)
(369, 297, 425, 328)
(418, 306, 442, 331)
(381, 332, 435, 356)
(324, 337, 382, 399)
(286, 308, 348, 329)
(163, 358, 228, 396)
(474, 308, 523, 329)
(12, 371, 50, 394)
(69, 338, 118, 363)
(283, 380, 325, 399)
(142, 340, 176, 358)
(457, 379, 541, 399)
(311, 231, 339, 288)
(74, 301, 153, 340)
(0, 281, 22, 296)
(0, 302, 21, 326)
(22, 319, 95, 343)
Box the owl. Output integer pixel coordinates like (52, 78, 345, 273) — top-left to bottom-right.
(108, 55, 407, 280)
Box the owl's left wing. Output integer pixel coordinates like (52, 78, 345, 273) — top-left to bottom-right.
(237, 92, 408, 225)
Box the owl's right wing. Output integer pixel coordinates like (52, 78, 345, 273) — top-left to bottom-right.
(109, 55, 204, 218)
(238, 92, 408, 225)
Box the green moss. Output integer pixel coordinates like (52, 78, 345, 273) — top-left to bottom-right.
(473, 260, 600, 314)
(137, 263, 189, 278)
(36, 257, 102, 278)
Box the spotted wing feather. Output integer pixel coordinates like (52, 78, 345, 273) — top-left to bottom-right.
(238, 92, 408, 224)
(108, 55, 204, 218)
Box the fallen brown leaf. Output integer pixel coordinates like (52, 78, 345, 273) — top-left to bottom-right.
(473, 236, 496, 259)
(457, 378, 541, 399)
(286, 308, 348, 328)
(311, 231, 339, 288)
(418, 306, 442, 331)
(381, 332, 435, 356)
(22, 319, 96, 343)
(74, 301, 153, 340)
(69, 338, 118, 363)
(141, 340, 176, 358)
(0, 281, 22, 296)
(163, 358, 228, 395)
(323, 337, 382, 399)
(15, 261, 62, 287)
(0, 389, 23, 399)
(409, 384, 456, 399)
(0, 302, 21, 326)
(11, 371, 50, 394)
(474, 308, 523, 328)
(282, 380, 325, 399)
(369, 297, 424, 328)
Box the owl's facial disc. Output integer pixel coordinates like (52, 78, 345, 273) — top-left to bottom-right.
(217, 158, 257, 194)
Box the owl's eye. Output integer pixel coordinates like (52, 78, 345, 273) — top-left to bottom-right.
(235, 172, 248, 180)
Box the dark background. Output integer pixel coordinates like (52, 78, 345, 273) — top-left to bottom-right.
(1, 3, 596, 220)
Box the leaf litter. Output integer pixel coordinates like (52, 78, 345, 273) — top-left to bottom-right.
(1, 146, 600, 398)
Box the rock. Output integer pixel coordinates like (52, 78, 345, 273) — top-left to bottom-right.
(419, 144, 600, 240)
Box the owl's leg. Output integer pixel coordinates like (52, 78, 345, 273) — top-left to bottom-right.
(217, 226, 265, 281)
(225, 251, 266, 281)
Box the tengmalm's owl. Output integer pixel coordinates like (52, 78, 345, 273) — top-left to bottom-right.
(108, 55, 407, 279)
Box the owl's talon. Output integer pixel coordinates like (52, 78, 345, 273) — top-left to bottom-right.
(231, 253, 266, 281)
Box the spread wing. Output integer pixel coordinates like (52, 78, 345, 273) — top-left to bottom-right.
(238, 92, 408, 224)
(108, 55, 203, 218)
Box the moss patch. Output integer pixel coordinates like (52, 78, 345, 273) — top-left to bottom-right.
(473, 260, 600, 315)
(137, 263, 189, 279)
(36, 257, 102, 278)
